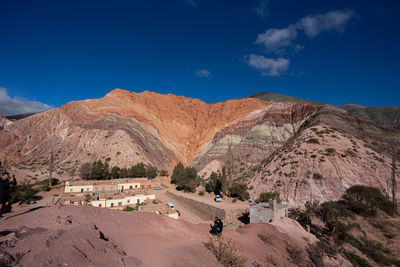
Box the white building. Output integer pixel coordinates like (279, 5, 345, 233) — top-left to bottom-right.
(64, 181, 93, 193)
(91, 194, 155, 208)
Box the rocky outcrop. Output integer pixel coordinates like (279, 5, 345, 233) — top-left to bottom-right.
(0, 116, 13, 130)
(244, 107, 400, 206)
(190, 102, 318, 177)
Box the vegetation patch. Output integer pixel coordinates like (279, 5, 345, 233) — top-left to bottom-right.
(307, 138, 320, 144)
(313, 173, 323, 180)
(205, 237, 247, 267)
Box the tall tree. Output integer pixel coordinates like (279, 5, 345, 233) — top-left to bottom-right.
(79, 163, 92, 180)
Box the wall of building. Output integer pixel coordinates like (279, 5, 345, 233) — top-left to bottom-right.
(91, 194, 155, 208)
(64, 185, 93, 193)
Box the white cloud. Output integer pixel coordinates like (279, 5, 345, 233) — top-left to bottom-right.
(253, 0, 270, 18)
(298, 10, 356, 37)
(195, 69, 211, 78)
(0, 87, 53, 116)
(256, 26, 297, 53)
(255, 9, 357, 54)
(245, 54, 290, 76)
(184, 0, 197, 7)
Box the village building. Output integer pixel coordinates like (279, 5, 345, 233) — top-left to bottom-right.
(64, 178, 162, 194)
(249, 199, 288, 223)
(64, 181, 93, 193)
(91, 193, 155, 208)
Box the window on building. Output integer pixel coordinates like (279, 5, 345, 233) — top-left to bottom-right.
(118, 202, 122, 206)
(70, 189, 73, 192)
(111, 203, 114, 207)
(127, 199, 130, 204)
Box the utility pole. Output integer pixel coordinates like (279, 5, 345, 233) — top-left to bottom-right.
(392, 153, 397, 203)
(226, 143, 234, 192)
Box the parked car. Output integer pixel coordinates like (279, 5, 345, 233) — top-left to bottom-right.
(20, 200, 36, 205)
(155, 186, 162, 190)
(214, 195, 222, 202)
(166, 202, 175, 209)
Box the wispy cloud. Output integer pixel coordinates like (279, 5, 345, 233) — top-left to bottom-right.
(184, 0, 197, 7)
(253, 0, 270, 18)
(0, 87, 53, 116)
(244, 54, 290, 76)
(255, 26, 297, 54)
(195, 69, 211, 78)
(256, 10, 357, 54)
(246, 9, 357, 76)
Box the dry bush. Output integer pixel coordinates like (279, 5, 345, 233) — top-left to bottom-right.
(205, 236, 247, 267)
(258, 233, 273, 245)
(286, 242, 304, 265)
(265, 255, 279, 266)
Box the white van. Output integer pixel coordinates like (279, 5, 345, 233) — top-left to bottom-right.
(166, 202, 175, 209)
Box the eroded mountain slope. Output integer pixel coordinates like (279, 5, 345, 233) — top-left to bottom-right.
(0, 89, 267, 174)
(242, 107, 400, 206)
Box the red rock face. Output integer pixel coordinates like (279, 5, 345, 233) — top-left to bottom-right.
(0, 89, 268, 176)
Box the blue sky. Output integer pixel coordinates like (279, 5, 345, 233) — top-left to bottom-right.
(0, 0, 399, 115)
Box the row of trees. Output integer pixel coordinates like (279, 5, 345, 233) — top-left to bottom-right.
(79, 160, 168, 180)
(170, 162, 201, 192)
(205, 168, 250, 201)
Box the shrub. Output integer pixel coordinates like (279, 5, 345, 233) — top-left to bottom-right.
(307, 138, 320, 144)
(343, 185, 398, 216)
(205, 237, 247, 267)
(286, 242, 304, 265)
(343, 250, 372, 267)
(199, 190, 205, 196)
(160, 170, 168, 176)
(325, 148, 336, 155)
(345, 148, 357, 157)
(10, 184, 36, 203)
(313, 173, 323, 180)
(123, 206, 135, 211)
(257, 192, 280, 203)
(258, 233, 272, 245)
(229, 183, 250, 201)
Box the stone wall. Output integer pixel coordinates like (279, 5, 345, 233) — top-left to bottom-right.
(165, 191, 248, 224)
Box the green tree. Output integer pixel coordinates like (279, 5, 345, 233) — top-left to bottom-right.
(171, 162, 185, 184)
(111, 166, 120, 179)
(229, 183, 250, 201)
(257, 192, 280, 203)
(79, 162, 92, 180)
(10, 184, 35, 203)
(343, 185, 398, 216)
(146, 165, 157, 179)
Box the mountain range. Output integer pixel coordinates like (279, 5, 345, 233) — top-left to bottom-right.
(0, 89, 399, 206)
